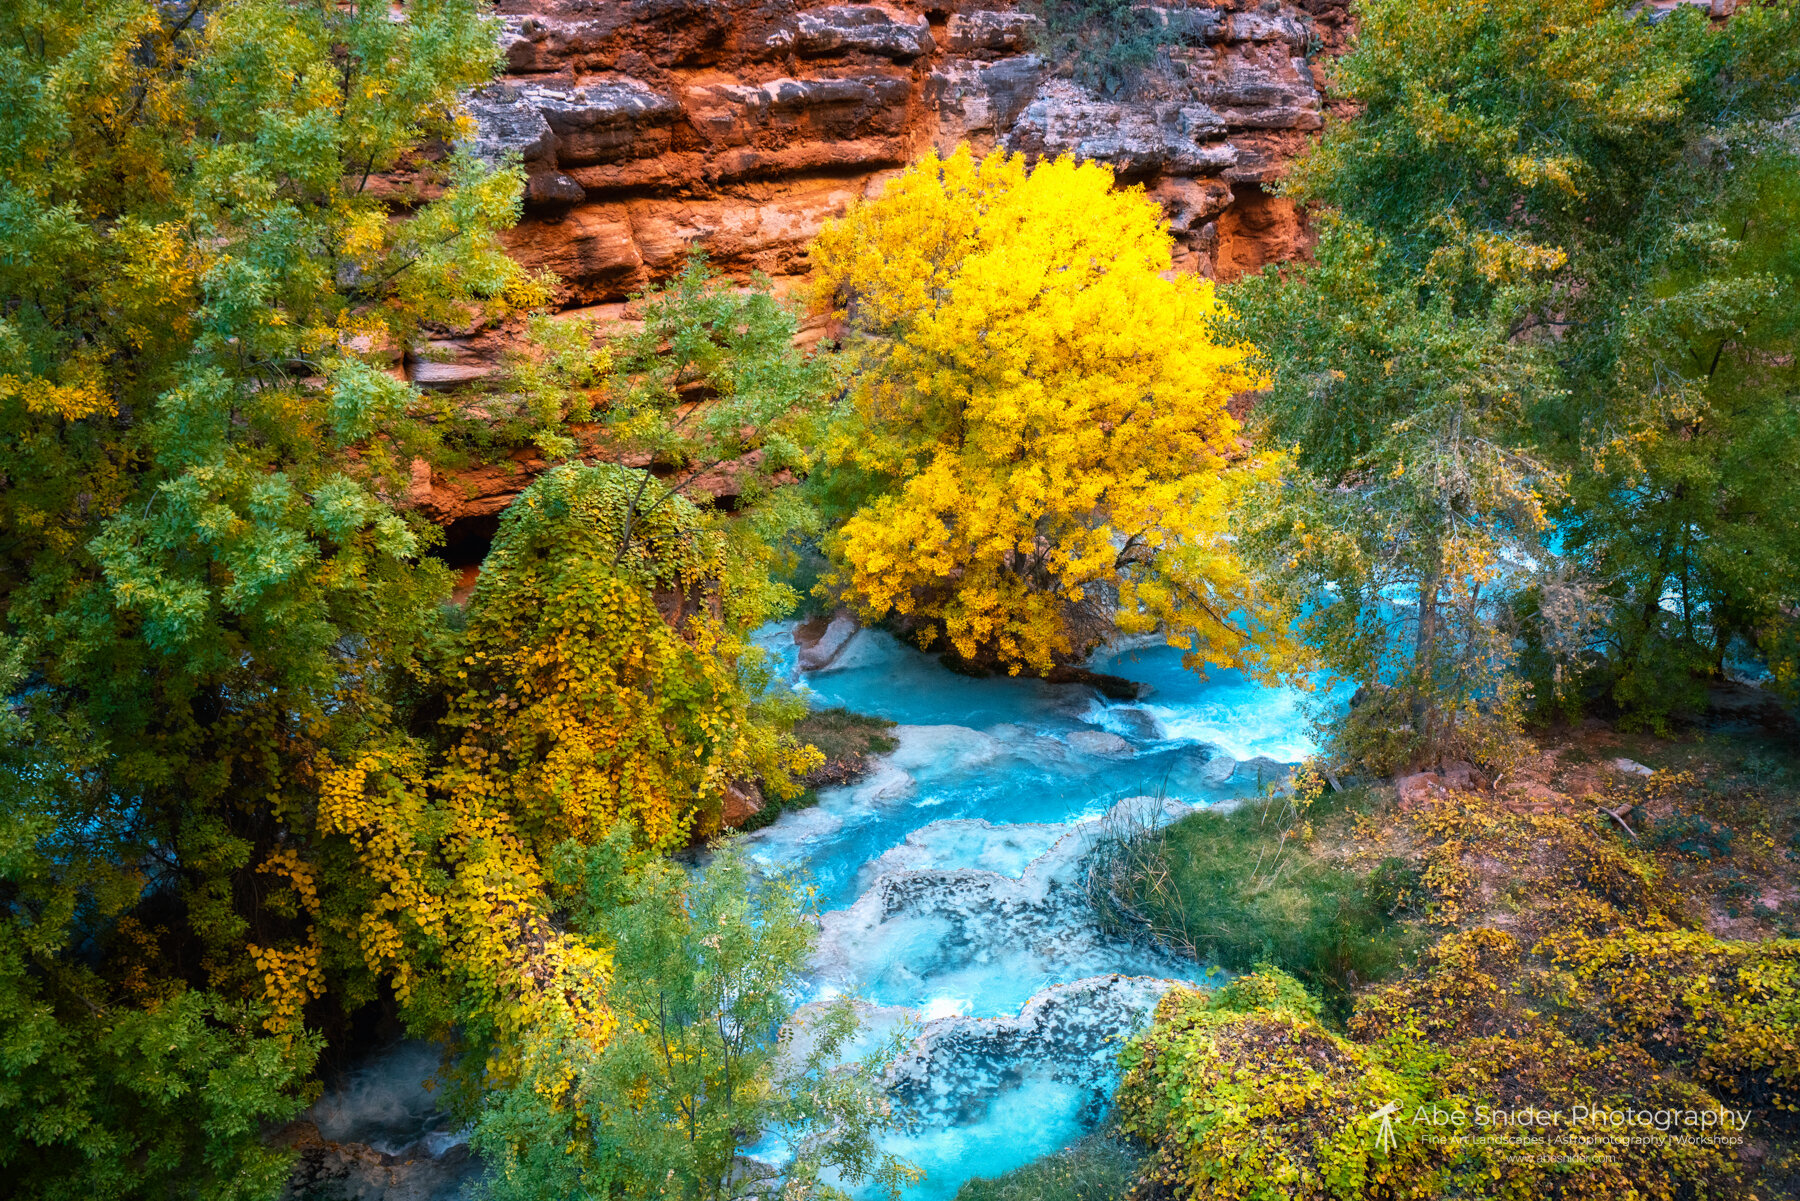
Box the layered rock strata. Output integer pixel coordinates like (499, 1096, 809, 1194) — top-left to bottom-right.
(413, 0, 1348, 540)
(468, 0, 1347, 311)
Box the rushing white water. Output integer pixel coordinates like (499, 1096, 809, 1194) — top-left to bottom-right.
(746, 625, 1315, 909)
(289, 1040, 483, 1201)
(307, 1040, 465, 1157)
(741, 624, 1320, 1198)
(810, 794, 1205, 1018)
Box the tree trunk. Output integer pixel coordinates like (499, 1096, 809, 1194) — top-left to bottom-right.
(1411, 541, 1444, 752)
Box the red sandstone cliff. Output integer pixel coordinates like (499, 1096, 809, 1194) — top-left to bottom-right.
(472, 0, 1347, 298)
(405, 0, 1349, 526)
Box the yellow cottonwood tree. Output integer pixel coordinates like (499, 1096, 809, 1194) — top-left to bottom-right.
(810, 147, 1298, 676)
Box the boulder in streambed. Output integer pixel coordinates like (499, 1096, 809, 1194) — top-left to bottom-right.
(795, 608, 861, 671)
(1066, 729, 1135, 757)
(275, 1123, 479, 1201)
(1043, 663, 1146, 700)
(1236, 755, 1293, 790)
(1105, 707, 1163, 740)
(887, 724, 1004, 773)
(1198, 753, 1238, 785)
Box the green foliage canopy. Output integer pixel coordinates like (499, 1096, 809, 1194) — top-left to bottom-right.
(603, 253, 831, 553)
(0, 0, 533, 1192)
(472, 835, 918, 1201)
(1231, 0, 1800, 758)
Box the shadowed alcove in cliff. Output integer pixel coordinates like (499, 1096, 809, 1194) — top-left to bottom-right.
(1211, 181, 1312, 281)
(435, 512, 500, 604)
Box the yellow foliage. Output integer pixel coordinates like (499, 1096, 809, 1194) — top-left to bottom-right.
(247, 935, 325, 1036)
(442, 465, 818, 856)
(317, 742, 616, 1064)
(301, 466, 816, 1077)
(811, 147, 1299, 677)
(1538, 928, 1800, 1113)
(1, 373, 116, 421)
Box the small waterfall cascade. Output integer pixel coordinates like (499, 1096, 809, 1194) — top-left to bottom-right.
(740, 626, 1316, 1198)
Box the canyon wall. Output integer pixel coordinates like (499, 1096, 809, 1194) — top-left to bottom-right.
(408, 0, 1348, 528)
(472, 0, 1348, 297)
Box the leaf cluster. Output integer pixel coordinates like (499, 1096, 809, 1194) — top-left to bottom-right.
(470, 836, 918, 1201)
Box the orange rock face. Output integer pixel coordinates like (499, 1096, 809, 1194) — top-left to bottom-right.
(416, 0, 1350, 543)
(466, 0, 1349, 312)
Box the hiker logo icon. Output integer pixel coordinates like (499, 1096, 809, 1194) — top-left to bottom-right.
(1370, 1100, 1401, 1153)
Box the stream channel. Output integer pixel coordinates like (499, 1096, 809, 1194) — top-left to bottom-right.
(298, 623, 1319, 1200)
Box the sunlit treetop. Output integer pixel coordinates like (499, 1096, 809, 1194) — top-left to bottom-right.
(810, 146, 1302, 679)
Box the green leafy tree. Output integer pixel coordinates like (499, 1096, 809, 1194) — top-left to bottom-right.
(487, 310, 612, 462)
(601, 253, 832, 569)
(472, 834, 918, 1201)
(1234, 0, 1800, 757)
(475, 254, 832, 627)
(308, 459, 824, 1090)
(0, 0, 534, 1192)
(1230, 220, 1566, 771)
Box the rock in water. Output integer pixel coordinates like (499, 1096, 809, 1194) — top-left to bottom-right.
(1237, 754, 1294, 789)
(859, 817, 1071, 883)
(1105, 707, 1164, 740)
(795, 608, 860, 672)
(813, 796, 1201, 1016)
(722, 778, 765, 826)
(277, 1124, 480, 1201)
(1066, 729, 1135, 757)
(1199, 752, 1238, 785)
(888, 974, 1180, 1126)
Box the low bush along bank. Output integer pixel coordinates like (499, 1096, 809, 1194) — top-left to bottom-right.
(1097, 726, 1800, 1200)
(951, 1130, 1148, 1201)
(736, 708, 900, 832)
(793, 707, 900, 787)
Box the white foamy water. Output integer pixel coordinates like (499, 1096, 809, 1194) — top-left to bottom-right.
(306, 1040, 466, 1157)
(810, 795, 1207, 1018)
(737, 628, 1322, 1197)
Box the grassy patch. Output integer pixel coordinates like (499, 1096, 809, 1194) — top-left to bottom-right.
(1087, 788, 1417, 1009)
(1025, 0, 1164, 98)
(951, 1131, 1146, 1201)
(793, 707, 898, 767)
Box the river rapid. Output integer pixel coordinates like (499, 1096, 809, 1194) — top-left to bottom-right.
(742, 624, 1315, 1197)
